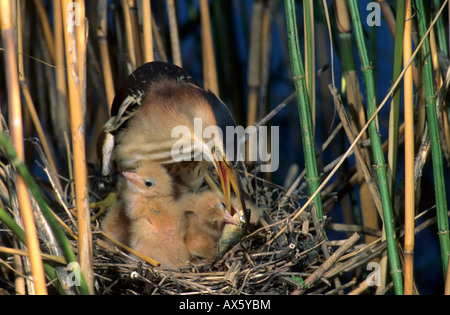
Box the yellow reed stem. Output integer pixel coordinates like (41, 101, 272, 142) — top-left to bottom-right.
(200, 0, 219, 95)
(13, 241, 26, 295)
(127, 0, 143, 67)
(98, 35, 115, 110)
(247, 0, 262, 128)
(445, 256, 450, 294)
(61, 0, 93, 294)
(97, 0, 115, 109)
(1, 0, 47, 295)
(166, 0, 182, 66)
(246, 0, 263, 166)
(0, 246, 67, 265)
(403, 0, 415, 295)
(53, 0, 70, 141)
(142, 0, 154, 63)
(122, 0, 137, 70)
(75, 0, 87, 116)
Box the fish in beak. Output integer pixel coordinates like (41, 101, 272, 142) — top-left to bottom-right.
(214, 204, 247, 264)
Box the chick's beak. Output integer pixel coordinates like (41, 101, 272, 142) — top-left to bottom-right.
(223, 207, 238, 226)
(123, 171, 145, 191)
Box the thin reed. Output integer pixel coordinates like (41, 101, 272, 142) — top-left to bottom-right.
(1, 0, 47, 295)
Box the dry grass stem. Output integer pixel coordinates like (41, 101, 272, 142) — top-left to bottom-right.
(166, 0, 182, 67)
(1, 0, 47, 295)
(200, 0, 219, 95)
(403, 0, 415, 295)
(61, 0, 93, 294)
(142, 0, 154, 63)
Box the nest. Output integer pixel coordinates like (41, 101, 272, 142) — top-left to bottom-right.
(88, 169, 376, 296)
(0, 138, 401, 296)
(91, 181, 316, 295)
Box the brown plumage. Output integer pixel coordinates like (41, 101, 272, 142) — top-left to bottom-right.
(99, 62, 236, 197)
(98, 61, 249, 262)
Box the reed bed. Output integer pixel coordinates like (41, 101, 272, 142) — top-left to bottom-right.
(0, 0, 450, 295)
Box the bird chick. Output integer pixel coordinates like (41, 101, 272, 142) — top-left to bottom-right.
(179, 190, 237, 241)
(121, 161, 174, 220)
(121, 161, 191, 266)
(101, 200, 131, 248)
(183, 211, 217, 263)
(178, 190, 238, 264)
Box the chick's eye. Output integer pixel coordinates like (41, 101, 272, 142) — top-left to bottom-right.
(144, 179, 155, 187)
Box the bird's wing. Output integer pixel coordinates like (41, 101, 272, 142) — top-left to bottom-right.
(98, 62, 200, 176)
(110, 61, 199, 119)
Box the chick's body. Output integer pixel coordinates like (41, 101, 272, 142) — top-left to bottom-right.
(183, 211, 217, 263)
(178, 190, 238, 262)
(119, 161, 191, 266)
(179, 191, 236, 240)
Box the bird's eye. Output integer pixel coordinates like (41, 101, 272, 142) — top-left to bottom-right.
(144, 179, 155, 187)
(220, 202, 226, 209)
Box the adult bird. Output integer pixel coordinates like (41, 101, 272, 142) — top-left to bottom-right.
(97, 61, 249, 261)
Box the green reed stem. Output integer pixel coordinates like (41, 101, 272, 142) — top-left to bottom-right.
(415, 0, 450, 279)
(433, 0, 448, 57)
(348, 0, 403, 295)
(0, 206, 66, 294)
(303, 0, 315, 127)
(284, 0, 323, 220)
(0, 133, 90, 295)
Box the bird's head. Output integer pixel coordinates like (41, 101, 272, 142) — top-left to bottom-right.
(122, 161, 173, 197)
(190, 191, 238, 229)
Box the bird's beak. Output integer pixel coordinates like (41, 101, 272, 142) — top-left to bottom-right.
(211, 148, 248, 223)
(211, 147, 251, 264)
(223, 207, 238, 226)
(123, 171, 144, 192)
